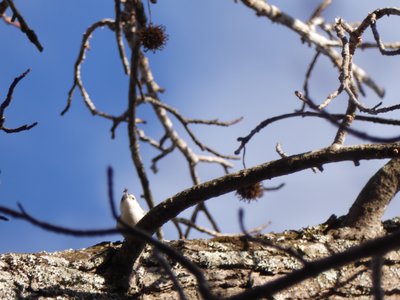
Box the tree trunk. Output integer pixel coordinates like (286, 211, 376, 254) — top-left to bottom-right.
(2, 219, 400, 299)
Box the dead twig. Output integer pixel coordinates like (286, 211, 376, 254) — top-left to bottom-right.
(295, 91, 400, 144)
(235, 109, 400, 155)
(114, 0, 130, 74)
(1, 69, 37, 133)
(176, 217, 269, 237)
(4, 0, 43, 51)
(62, 19, 115, 116)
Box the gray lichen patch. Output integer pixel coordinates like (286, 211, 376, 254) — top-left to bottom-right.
(1, 220, 400, 299)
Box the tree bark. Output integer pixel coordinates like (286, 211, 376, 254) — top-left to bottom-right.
(344, 158, 400, 236)
(2, 219, 400, 299)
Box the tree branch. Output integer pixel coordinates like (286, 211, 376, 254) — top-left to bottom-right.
(4, 0, 43, 51)
(239, 0, 384, 97)
(0, 69, 37, 133)
(139, 144, 400, 236)
(343, 158, 400, 235)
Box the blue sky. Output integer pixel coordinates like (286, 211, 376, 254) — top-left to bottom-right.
(1, 1, 400, 253)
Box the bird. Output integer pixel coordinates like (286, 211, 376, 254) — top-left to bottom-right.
(117, 188, 146, 239)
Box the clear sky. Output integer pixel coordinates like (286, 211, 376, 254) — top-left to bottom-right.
(1, 1, 400, 253)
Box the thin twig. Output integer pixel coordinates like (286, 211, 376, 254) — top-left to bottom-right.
(62, 19, 115, 116)
(276, 143, 321, 173)
(142, 96, 240, 160)
(126, 32, 162, 239)
(176, 217, 269, 237)
(239, 0, 384, 97)
(0, 69, 37, 133)
(300, 51, 321, 111)
(331, 99, 356, 147)
(263, 183, 285, 192)
(1, 69, 30, 115)
(295, 91, 400, 143)
(114, 0, 130, 74)
(234, 108, 400, 155)
(136, 129, 176, 173)
(0, 1, 8, 15)
(307, 0, 332, 26)
(4, 0, 43, 51)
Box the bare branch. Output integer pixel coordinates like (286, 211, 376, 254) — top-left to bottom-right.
(295, 91, 400, 144)
(0, 69, 29, 115)
(139, 55, 236, 177)
(2, 123, 37, 133)
(136, 143, 400, 242)
(176, 217, 223, 237)
(239, 0, 384, 97)
(176, 217, 269, 237)
(125, 27, 161, 243)
(0, 1, 8, 15)
(235, 110, 400, 155)
(300, 51, 320, 111)
(4, 0, 43, 51)
(343, 158, 400, 234)
(263, 182, 285, 192)
(183, 202, 221, 238)
(62, 19, 115, 116)
(307, 0, 332, 26)
(114, 0, 130, 74)
(276, 143, 321, 173)
(0, 69, 37, 133)
(142, 96, 240, 160)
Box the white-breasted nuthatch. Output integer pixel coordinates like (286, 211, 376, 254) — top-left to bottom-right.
(117, 189, 146, 238)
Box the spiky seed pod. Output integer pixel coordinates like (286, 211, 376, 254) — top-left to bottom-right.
(138, 23, 168, 53)
(236, 182, 264, 202)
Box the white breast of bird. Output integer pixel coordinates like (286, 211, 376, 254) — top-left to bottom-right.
(117, 189, 146, 233)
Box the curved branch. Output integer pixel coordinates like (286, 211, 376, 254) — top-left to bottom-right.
(62, 19, 115, 116)
(235, 109, 400, 155)
(138, 143, 400, 236)
(344, 158, 400, 234)
(112, 143, 400, 286)
(0, 69, 38, 133)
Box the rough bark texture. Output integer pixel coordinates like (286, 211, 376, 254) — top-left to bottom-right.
(344, 158, 400, 236)
(2, 219, 400, 299)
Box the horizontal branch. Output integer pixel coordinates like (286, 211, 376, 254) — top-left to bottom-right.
(235, 110, 400, 155)
(138, 143, 400, 235)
